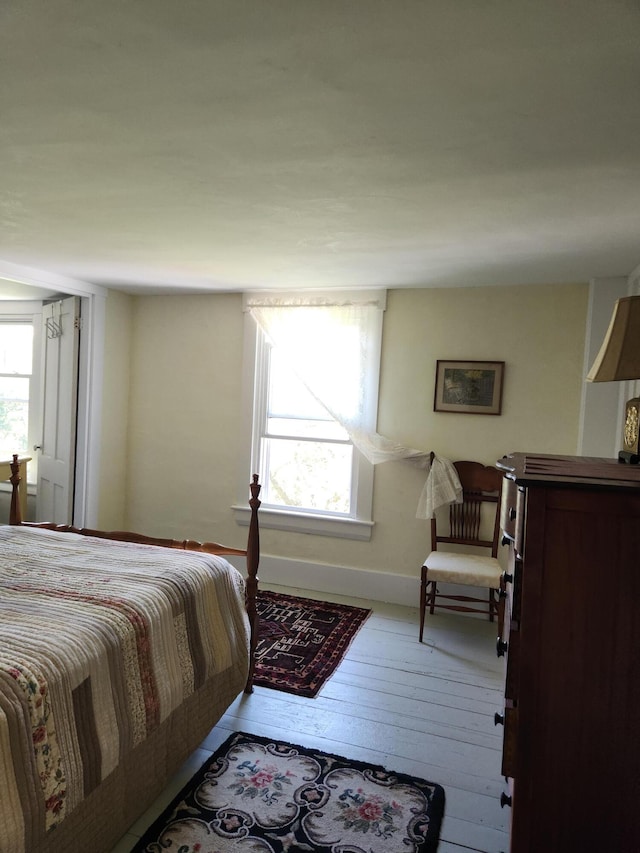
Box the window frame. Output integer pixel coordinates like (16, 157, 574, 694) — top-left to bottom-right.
(234, 292, 386, 541)
(0, 302, 43, 486)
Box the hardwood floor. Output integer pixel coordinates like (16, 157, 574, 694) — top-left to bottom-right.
(111, 585, 509, 853)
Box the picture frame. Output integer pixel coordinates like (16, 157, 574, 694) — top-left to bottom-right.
(434, 360, 505, 415)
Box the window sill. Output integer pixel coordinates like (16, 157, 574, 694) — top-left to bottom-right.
(0, 481, 36, 496)
(232, 504, 374, 541)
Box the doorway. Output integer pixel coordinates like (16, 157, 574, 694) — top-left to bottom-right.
(0, 269, 107, 527)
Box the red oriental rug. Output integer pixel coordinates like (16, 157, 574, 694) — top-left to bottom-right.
(253, 590, 371, 698)
(131, 731, 446, 853)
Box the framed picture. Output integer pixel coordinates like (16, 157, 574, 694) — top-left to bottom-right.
(434, 360, 505, 415)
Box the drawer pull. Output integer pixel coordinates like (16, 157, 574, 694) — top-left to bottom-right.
(509, 507, 517, 521)
(499, 588, 507, 600)
(501, 534, 511, 547)
(494, 711, 505, 726)
(500, 792, 512, 809)
(496, 637, 508, 657)
(502, 571, 513, 585)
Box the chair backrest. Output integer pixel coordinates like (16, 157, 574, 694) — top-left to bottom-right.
(430, 460, 503, 558)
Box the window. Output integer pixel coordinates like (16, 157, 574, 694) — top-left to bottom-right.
(259, 336, 354, 514)
(236, 292, 386, 540)
(0, 306, 42, 484)
(0, 323, 33, 456)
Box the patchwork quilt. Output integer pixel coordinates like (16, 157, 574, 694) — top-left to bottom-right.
(0, 525, 249, 853)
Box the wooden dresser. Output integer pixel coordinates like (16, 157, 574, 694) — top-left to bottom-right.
(496, 453, 640, 853)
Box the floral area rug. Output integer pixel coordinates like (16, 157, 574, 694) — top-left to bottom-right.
(253, 591, 371, 698)
(132, 731, 446, 853)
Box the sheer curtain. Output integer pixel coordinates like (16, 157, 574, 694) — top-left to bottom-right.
(246, 292, 461, 517)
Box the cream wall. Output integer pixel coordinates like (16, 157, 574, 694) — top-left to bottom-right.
(380, 284, 588, 462)
(111, 282, 588, 591)
(371, 283, 588, 587)
(124, 293, 247, 544)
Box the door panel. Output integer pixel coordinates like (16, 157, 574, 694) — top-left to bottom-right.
(36, 297, 79, 523)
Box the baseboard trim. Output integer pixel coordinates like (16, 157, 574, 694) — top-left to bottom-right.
(228, 553, 496, 618)
(228, 553, 419, 607)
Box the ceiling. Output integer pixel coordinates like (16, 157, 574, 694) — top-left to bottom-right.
(1, 0, 639, 296)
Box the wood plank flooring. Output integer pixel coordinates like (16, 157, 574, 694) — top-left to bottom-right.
(111, 585, 509, 853)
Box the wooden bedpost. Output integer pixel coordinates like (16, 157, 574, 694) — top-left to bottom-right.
(9, 455, 22, 525)
(244, 473, 261, 693)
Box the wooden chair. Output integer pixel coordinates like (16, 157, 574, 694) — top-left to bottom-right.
(419, 458, 504, 641)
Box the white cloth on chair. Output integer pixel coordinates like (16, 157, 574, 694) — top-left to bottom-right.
(416, 455, 463, 519)
(346, 433, 462, 519)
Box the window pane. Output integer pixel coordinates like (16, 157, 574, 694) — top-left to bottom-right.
(0, 377, 30, 457)
(0, 324, 33, 374)
(268, 347, 330, 420)
(262, 437, 353, 513)
(267, 416, 348, 441)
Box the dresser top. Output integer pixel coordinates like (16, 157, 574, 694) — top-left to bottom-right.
(497, 452, 640, 490)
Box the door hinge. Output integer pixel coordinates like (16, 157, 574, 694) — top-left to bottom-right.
(74, 316, 82, 330)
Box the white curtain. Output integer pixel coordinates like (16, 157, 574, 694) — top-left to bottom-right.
(246, 292, 461, 517)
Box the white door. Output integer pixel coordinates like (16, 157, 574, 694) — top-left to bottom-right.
(36, 297, 80, 523)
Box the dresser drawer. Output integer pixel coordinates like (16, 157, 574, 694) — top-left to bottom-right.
(504, 622, 520, 703)
(500, 476, 518, 540)
(500, 706, 518, 779)
(510, 554, 523, 627)
(497, 595, 520, 780)
(499, 593, 520, 703)
(500, 545, 522, 626)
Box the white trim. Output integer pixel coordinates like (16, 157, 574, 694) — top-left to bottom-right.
(0, 480, 36, 496)
(225, 553, 415, 606)
(242, 289, 387, 310)
(222, 554, 503, 622)
(0, 301, 43, 316)
(237, 315, 375, 538)
(0, 303, 42, 483)
(0, 260, 105, 298)
(238, 296, 384, 536)
(232, 504, 374, 540)
(73, 293, 106, 527)
(0, 262, 106, 527)
(238, 311, 260, 502)
(223, 551, 497, 614)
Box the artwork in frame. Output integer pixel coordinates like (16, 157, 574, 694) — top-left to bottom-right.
(434, 360, 505, 415)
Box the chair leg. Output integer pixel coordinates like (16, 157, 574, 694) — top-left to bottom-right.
(428, 578, 436, 615)
(421, 574, 504, 642)
(419, 565, 427, 642)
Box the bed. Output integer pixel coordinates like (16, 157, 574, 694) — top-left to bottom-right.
(0, 456, 261, 853)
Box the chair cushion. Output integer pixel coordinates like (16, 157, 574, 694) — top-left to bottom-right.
(423, 551, 502, 587)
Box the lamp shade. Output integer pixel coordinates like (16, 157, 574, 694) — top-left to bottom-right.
(587, 295, 640, 382)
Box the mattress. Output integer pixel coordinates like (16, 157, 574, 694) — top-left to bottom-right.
(0, 525, 250, 853)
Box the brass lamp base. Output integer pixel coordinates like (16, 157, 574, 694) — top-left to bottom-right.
(620, 397, 640, 464)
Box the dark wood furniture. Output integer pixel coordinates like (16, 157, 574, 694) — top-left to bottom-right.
(496, 452, 640, 852)
(0, 454, 31, 519)
(419, 458, 504, 641)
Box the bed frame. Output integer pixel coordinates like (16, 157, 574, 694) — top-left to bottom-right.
(4, 454, 261, 853)
(7, 454, 261, 694)
(0, 454, 30, 520)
